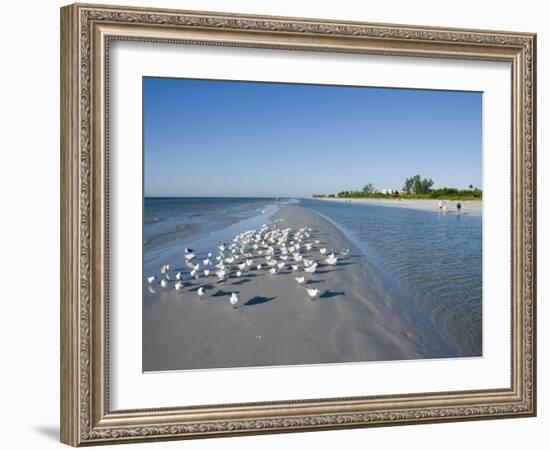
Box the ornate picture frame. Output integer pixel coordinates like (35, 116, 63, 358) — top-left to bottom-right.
(60, 2, 536, 446)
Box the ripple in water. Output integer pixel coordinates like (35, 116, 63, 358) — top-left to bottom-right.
(299, 198, 482, 357)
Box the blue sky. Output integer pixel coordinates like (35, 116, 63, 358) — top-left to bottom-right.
(144, 77, 482, 197)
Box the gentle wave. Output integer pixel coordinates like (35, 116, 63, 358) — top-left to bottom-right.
(144, 197, 284, 254)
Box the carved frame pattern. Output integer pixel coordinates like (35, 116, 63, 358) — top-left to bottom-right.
(60, 3, 536, 446)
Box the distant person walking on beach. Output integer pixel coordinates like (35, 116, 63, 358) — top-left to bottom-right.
(457, 202, 462, 211)
(438, 200, 443, 210)
(442, 201, 447, 211)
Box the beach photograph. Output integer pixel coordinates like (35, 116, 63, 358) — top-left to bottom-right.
(142, 77, 482, 372)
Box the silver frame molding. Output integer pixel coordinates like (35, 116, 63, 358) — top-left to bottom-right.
(60, 3, 536, 446)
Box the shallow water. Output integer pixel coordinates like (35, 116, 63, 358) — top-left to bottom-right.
(144, 197, 282, 253)
(143, 197, 287, 305)
(297, 198, 482, 356)
(143, 197, 482, 357)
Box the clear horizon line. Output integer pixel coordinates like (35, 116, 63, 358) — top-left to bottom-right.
(144, 195, 306, 198)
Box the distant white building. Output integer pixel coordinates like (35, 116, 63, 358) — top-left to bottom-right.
(380, 188, 396, 195)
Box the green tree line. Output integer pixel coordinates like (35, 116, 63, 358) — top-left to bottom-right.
(313, 175, 482, 200)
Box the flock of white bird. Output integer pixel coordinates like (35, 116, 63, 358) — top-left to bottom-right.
(146, 222, 349, 309)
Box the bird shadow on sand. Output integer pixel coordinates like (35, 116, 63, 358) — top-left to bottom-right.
(232, 278, 252, 286)
(316, 268, 345, 274)
(245, 273, 262, 278)
(335, 262, 354, 267)
(243, 296, 276, 306)
(306, 279, 325, 285)
(187, 283, 213, 292)
(211, 289, 239, 298)
(320, 290, 345, 299)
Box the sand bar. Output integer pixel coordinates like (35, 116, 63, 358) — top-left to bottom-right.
(143, 205, 457, 371)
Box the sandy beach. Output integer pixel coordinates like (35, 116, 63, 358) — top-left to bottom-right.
(316, 197, 482, 216)
(143, 205, 459, 371)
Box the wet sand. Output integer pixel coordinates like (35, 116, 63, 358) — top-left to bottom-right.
(143, 205, 457, 372)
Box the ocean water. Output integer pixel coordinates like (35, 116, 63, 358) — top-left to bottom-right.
(143, 197, 288, 281)
(143, 197, 482, 357)
(144, 197, 280, 254)
(298, 198, 482, 356)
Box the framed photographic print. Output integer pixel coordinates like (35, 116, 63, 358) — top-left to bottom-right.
(60, 3, 537, 446)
